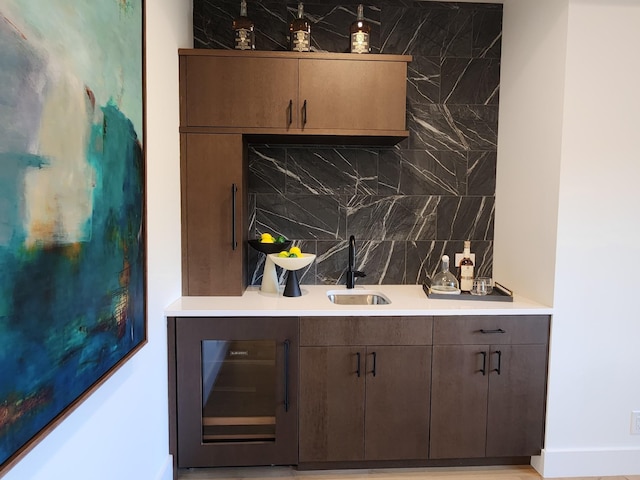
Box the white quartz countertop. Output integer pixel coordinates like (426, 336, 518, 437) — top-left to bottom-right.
(165, 284, 553, 317)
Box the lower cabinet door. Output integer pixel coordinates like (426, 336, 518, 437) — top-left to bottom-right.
(299, 346, 365, 462)
(430, 343, 548, 459)
(486, 344, 548, 457)
(429, 345, 489, 459)
(364, 346, 431, 461)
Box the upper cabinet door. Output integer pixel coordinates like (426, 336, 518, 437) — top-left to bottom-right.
(182, 55, 299, 129)
(298, 58, 408, 132)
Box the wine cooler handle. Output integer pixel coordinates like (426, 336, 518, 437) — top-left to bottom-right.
(284, 339, 290, 412)
(493, 350, 502, 375)
(288, 99, 293, 126)
(356, 352, 361, 377)
(371, 351, 377, 377)
(480, 328, 505, 334)
(302, 99, 307, 126)
(480, 351, 487, 376)
(231, 184, 238, 250)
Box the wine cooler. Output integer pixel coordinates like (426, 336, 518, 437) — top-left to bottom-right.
(170, 316, 298, 468)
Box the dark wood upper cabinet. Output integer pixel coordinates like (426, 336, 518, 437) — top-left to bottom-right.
(179, 49, 411, 142)
(179, 50, 411, 295)
(183, 55, 299, 129)
(297, 58, 408, 132)
(180, 133, 247, 296)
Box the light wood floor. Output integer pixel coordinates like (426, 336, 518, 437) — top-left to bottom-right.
(177, 465, 640, 480)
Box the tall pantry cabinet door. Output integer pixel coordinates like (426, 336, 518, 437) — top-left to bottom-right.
(364, 346, 431, 461)
(485, 345, 548, 457)
(299, 346, 365, 463)
(429, 345, 489, 459)
(181, 134, 247, 295)
(298, 59, 407, 132)
(182, 55, 299, 129)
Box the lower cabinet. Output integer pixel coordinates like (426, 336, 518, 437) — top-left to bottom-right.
(298, 316, 433, 464)
(168, 316, 299, 468)
(429, 315, 550, 459)
(168, 314, 550, 470)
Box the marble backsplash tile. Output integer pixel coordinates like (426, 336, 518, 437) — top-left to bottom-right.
(193, 0, 502, 286)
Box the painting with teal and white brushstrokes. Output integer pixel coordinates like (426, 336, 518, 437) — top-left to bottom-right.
(0, 0, 145, 473)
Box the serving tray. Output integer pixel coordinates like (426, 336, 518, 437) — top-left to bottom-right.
(422, 278, 514, 302)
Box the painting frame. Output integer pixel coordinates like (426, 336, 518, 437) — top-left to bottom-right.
(0, 1, 147, 475)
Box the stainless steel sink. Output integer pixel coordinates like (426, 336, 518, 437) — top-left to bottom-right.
(326, 290, 391, 305)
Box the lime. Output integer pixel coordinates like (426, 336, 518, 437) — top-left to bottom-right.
(276, 235, 286, 244)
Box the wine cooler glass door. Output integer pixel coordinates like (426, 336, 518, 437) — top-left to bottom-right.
(174, 316, 298, 468)
(202, 340, 276, 443)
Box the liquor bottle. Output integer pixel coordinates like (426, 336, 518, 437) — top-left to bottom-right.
(431, 255, 460, 294)
(289, 2, 311, 52)
(232, 0, 255, 50)
(350, 4, 371, 54)
(458, 240, 474, 292)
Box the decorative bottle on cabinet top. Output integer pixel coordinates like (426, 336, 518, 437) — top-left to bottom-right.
(289, 2, 311, 52)
(350, 4, 371, 54)
(232, 0, 255, 50)
(458, 240, 474, 292)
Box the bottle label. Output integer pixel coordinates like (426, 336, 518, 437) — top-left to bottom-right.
(460, 265, 474, 292)
(351, 32, 370, 54)
(292, 30, 310, 52)
(234, 29, 253, 50)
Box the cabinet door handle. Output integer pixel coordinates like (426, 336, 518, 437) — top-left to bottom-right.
(356, 352, 361, 377)
(302, 99, 307, 126)
(283, 339, 290, 412)
(480, 328, 505, 334)
(231, 184, 238, 250)
(371, 351, 377, 377)
(493, 350, 502, 375)
(288, 99, 293, 126)
(480, 351, 487, 376)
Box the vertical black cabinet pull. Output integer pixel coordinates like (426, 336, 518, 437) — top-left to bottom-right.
(371, 351, 377, 377)
(288, 99, 293, 126)
(283, 340, 290, 412)
(231, 184, 238, 250)
(356, 352, 361, 377)
(480, 351, 487, 376)
(302, 99, 307, 126)
(493, 350, 502, 375)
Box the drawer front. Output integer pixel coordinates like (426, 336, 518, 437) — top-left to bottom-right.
(300, 316, 433, 346)
(433, 315, 550, 345)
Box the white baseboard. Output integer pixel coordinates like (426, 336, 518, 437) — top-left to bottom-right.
(154, 454, 174, 480)
(532, 447, 640, 477)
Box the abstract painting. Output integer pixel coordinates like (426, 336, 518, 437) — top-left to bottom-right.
(0, 1, 145, 473)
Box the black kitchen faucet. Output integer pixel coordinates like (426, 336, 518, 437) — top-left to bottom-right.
(346, 235, 366, 288)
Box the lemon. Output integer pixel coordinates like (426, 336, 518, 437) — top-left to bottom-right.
(260, 233, 274, 243)
(278, 251, 289, 257)
(289, 246, 302, 256)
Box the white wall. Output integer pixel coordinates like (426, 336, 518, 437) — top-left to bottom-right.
(2, 1, 191, 479)
(495, 0, 567, 306)
(499, 0, 640, 477)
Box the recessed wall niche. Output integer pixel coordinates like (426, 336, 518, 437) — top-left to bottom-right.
(193, 1, 502, 286)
